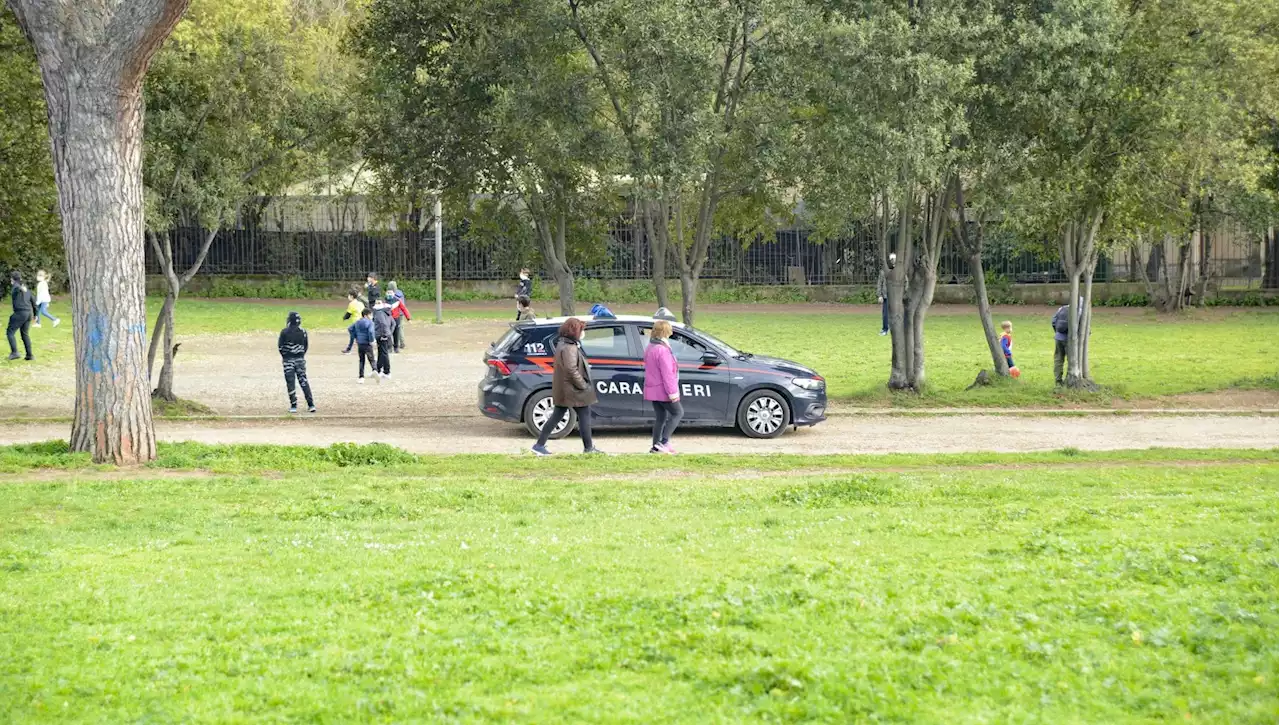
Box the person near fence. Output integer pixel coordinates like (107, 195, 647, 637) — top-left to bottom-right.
(372, 298, 395, 379)
(33, 270, 59, 328)
(515, 268, 532, 320)
(364, 272, 382, 310)
(350, 308, 376, 382)
(387, 290, 411, 352)
(644, 320, 683, 454)
(876, 269, 888, 336)
(7, 271, 36, 361)
(341, 289, 364, 354)
(532, 317, 603, 456)
(278, 311, 315, 413)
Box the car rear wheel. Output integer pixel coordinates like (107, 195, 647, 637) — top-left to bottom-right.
(523, 390, 574, 439)
(737, 390, 791, 439)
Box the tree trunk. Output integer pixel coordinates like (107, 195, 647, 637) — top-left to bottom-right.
(951, 178, 1006, 376)
(970, 251, 1008, 375)
(1081, 253, 1097, 381)
(527, 193, 576, 316)
(1263, 227, 1278, 290)
(146, 293, 173, 377)
(154, 296, 177, 401)
(1195, 225, 1212, 305)
(642, 198, 669, 310)
(9, 0, 190, 463)
(886, 187, 914, 390)
(679, 273, 698, 327)
(1059, 212, 1102, 389)
(1145, 239, 1165, 283)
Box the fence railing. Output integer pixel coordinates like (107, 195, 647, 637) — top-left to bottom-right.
(153, 217, 1269, 289)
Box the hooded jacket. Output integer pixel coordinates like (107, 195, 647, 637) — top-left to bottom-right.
(278, 312, 309, 359)
(372, 304, 395, 338)
(9, 281, 35, 319)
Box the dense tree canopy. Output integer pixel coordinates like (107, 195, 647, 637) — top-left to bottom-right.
(0, 9, 60, 283)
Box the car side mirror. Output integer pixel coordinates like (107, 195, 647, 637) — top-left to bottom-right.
(700, 351, 722, 366)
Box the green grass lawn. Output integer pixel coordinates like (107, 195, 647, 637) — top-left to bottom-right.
(695, 308, 1279, 405)
(0, 443, 1275, 722)
(10, 299, 1277, 407)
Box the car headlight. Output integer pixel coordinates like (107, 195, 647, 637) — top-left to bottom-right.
(792, 377, 825, 391)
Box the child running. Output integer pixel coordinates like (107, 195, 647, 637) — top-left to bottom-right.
(350, 308, 376, 382)
(341, 289, 364, 354)
(386, 290, 411, 352)
(6, 271, 35, 361)
(371, 298, 395, 379)
(33, 270, 59, 328)
(277, 311, 315, 413)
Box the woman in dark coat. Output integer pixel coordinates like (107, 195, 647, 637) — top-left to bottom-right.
(532, 317, 603, 455)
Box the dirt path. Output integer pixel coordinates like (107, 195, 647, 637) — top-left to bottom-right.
(1, 414, 1274, 456)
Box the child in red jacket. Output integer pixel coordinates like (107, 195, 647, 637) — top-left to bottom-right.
(387, 291, 411, 352)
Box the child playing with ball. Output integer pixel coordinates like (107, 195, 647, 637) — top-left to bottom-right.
(1000, 320, 1020, 377)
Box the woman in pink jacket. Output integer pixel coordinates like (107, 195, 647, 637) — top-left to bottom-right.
(644, 320, 683, 454)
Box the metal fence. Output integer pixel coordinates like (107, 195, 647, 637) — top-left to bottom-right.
(152, 203, 1269, 288)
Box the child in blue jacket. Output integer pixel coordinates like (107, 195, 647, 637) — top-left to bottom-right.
(349, 308, 377, 382)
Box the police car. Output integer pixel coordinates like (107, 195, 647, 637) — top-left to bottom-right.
(478, 313, 828, 439)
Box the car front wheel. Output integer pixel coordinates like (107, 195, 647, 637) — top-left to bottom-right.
(522, 390, 575, 439)
(737, 390, 791, 439)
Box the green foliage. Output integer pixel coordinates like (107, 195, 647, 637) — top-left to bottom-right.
(144, 0, 345, 232)
(0, 10, 61, 283)
(196, 276, 332, 300)
(1099, 293, 1150, 308)
(0, 451, 1274, 720)
(983, 272, 1017, 305)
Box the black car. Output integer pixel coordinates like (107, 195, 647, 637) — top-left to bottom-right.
(478, 314, 827, 439)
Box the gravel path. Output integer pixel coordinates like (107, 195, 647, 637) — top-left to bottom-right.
(1, 414, 1274, 456)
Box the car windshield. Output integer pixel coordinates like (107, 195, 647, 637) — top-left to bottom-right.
(686, 327, 744, 358)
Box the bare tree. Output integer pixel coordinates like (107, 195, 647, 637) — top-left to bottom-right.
(7, 0, 190, 464)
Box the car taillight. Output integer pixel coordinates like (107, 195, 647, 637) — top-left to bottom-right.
(487, 359, 512, 376)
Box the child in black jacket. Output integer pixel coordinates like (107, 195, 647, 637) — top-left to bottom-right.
(278, 311, 315, 413)
(7, 271, 36, 361)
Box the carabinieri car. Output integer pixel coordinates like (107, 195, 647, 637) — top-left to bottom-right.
(478, 314, 827, 439)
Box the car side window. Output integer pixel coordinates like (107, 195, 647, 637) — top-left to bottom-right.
(641, 326, 707, 363)
(669, 332, 709, 363)
(580, 326, 629, 358)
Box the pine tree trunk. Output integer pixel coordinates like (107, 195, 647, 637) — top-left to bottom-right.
(970, 251, 1008, 375)
(11, 0, 188, 464)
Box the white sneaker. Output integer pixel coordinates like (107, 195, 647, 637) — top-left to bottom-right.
(52, 319, 60, 327)
(33, 322, 41, 328)
(357, 377, 365, 384)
